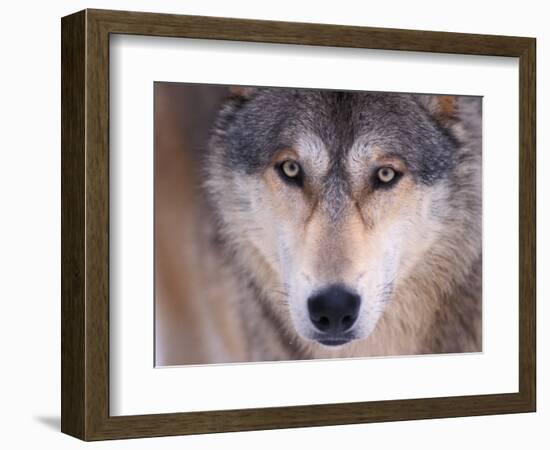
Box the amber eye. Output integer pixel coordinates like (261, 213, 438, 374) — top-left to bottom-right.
(377, 167, 396, 183)
(281, 160, 300, 178)
(277, 159, 304, 187)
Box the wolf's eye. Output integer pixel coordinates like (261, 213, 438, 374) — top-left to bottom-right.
(373, 166, 402, 189)
(281, 160, 300, 178)
(278, 160, 304, 187)
(377, 167, 396, 183)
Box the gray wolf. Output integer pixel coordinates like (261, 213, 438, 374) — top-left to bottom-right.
(202, 87, 482, 362)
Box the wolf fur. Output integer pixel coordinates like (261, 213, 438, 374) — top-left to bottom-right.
(203, 88, 482, 362)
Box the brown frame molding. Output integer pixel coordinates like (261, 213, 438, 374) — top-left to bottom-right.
(61, 9, 536, 441)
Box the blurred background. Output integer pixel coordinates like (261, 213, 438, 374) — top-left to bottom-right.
(154, 83, 248, 366)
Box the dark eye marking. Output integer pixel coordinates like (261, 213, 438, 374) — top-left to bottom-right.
(277, 159, 304, 187)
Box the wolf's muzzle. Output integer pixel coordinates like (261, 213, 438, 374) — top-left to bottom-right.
(307, 285, 360, 345)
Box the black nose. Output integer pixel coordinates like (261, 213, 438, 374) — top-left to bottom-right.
(307, 285, 360, 334)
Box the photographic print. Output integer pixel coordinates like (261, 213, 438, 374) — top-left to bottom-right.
(154, 84, 482, 367)
(62, 10, 535, 439)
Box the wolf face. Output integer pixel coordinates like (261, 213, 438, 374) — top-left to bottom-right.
(207, 88, 481, 349)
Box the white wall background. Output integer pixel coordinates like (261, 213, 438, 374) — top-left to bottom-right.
(0, 0, 546, 448)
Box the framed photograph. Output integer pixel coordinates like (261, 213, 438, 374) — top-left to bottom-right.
(61, 9, 536, 441)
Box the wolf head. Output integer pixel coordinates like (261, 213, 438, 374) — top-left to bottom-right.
(206, 88, 481, 349)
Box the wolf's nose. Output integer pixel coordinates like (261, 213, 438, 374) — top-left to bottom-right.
(308, 285, 360, 334)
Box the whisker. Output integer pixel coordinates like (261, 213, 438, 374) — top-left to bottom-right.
(355, 271, 367, 283)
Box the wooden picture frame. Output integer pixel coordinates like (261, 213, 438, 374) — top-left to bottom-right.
(61, 9, 536, 441)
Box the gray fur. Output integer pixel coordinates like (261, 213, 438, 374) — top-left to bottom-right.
(204, 87, 482, 361)
(211, 89, 457, 185)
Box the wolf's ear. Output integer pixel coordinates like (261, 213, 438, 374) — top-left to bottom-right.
(228, 86, 258, 99)
(418, 95, 482, 144)
(418, 95, 458, 125)
(214, 87, 259, 129)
